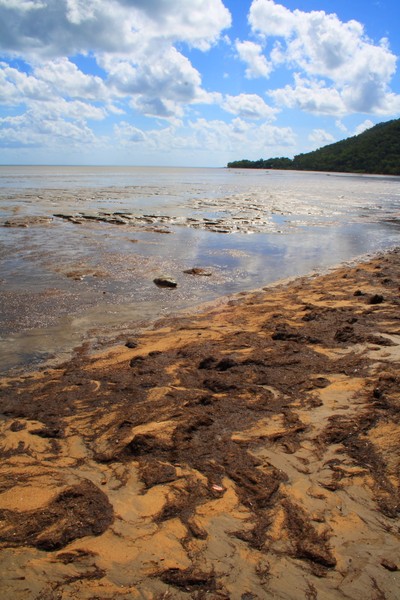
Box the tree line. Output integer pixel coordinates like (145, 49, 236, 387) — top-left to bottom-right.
(227, 119, 400, 176)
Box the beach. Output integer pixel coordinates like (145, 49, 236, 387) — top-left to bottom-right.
(1, 247, 399, 599)
(1, 0, 400, 593)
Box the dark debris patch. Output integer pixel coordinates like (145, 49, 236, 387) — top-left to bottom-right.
(0, 480, 113, 551)
(159, 567, 217, 593)
(369, 294, 384, 305)
(320, 371, 400, 518)
(283, 499, 336, 570)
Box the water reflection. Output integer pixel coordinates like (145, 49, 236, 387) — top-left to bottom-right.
(0, 166, 399, 373)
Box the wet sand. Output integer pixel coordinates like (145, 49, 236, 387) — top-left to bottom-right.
(0, 248, 399, 599)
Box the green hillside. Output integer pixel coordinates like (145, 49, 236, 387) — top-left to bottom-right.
(227, 119, 400, 175)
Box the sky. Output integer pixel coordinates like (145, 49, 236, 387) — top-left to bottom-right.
(1, 0, 400, 167)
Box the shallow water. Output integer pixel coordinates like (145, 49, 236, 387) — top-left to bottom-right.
(1, 166, 399, 373)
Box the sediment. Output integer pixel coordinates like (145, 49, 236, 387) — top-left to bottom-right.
(0, 249, 400, 599)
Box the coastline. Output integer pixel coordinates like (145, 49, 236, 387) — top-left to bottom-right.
(0, 248, 400, 598)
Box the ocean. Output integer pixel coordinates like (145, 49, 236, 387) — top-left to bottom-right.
(1, 165, 399, 372)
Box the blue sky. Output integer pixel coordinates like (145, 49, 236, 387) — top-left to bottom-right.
(0, 0, 399, 166)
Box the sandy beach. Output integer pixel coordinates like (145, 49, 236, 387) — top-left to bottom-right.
(0, 248, 399, 599)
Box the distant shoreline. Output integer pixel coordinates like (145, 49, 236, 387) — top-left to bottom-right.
(227, 118, 400, 176)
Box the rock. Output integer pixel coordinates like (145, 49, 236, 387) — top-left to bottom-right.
(381, 558, 398, 571)
(198, 356, 237, 371)
(125, 339, 138, 349)
(139, 459, 177, 488)
(272, 324, 319, 344)
(183, 267, 212, 276)
(215, 357, 238, 371)
(10, 421, 26, 432)
(129, 356, 145, 367)
(203, 378, 237, 393)
(2, 216, 52, 227)
(153, 277, 177, 288)
(310, 377, 330, 388)
(198, 356, 217, 370)
(369, 294, 384, 304)
(187, 519, 208, 539)
(334, 326, 359, 343)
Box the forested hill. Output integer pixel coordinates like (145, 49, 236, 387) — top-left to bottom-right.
(227, 119, 400, 175)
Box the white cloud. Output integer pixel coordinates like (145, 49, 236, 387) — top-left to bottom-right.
(250, 0, 295, 37)
(0, 0, 231, 124)
(269, 74, 346, 116)
(222, 93, 278, 120)
(189, 118, 296, 153)
(0, 0, 45, 11)
(335, 120, 348, 133)
(235, 40, 272, 79)
(102, 47, 204, 118)
(354, 119, 374, 135)
(0, 0, 398, 164)
(0, 62, 51, 104)
(377, 92, 400, 115)
(131, 97, 183, 119)
(248, 0, 400, 115)
(114, 121, 147, 143)
(132, 0, 232, 51)
(308, 129, 335, 147)
(32, 98, 106, 121)
(0, 58, 105, 149)
(115, 117, 296, 157)
(0, 0, 231, 57)
(257, 121, 296, 147)
(0, 61, 107, 120)
(34, 58, 108, 101)
(0, 111, 96, 148)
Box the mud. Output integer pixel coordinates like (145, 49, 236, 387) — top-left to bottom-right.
(0, 249, 400, 598)
(53, 209, 275, 235)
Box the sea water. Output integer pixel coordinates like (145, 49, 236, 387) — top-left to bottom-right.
(0, 166, 399, 372)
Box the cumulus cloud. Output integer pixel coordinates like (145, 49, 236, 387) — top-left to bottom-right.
(0, 0, 46, 12)
(114, 121, 147, 143)
(269, 74, 346, 116)
(222, 94, 278, 120)
(235, 40, 272, 78)
(101, 47, 206, 118)
(34, 58, 108, 101)
(190, 118, 296, 152)
(0, 111, 96, 148)
(34, 98, 106, 121)
(354, 119, 374, 135)
(0, 0, 232, 145)
(250, 0, 295, 37)
(0, 62, 50, 104)
(0, 0, 230, 155)
(308, 129, 335, 147)
(248, 0, 400, 115)
(0, 60, 108, 114)
(0, 0, 231, 57)
(0, 0, 399, 163)
(115, 117, 296, 156)
(335, 120, 348, 133)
